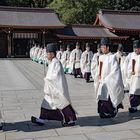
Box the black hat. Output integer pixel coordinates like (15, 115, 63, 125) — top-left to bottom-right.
(46, 43, 57, 53)
(133, 40, 140, 48)
(118, 44, 123, 51)
(100, 37, 111, 46)
(97, 43, 101, 49)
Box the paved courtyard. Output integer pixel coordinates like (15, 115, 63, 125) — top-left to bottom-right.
(0, 59, 140, 140)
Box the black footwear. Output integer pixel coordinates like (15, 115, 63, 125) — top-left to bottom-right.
(61, 122, 75, 127)
(0, 125, 3, 130)
(99, 113, 111, 119)
(31, 116, 44, 126)
(129, 108, 138, 113)
(124, 90, 129, 93)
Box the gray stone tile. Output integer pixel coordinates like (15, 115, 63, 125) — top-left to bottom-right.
(5, 129, 58, 140)
(55, 126, 82, 136)
(85, 130, 139, 140)
(35, 135, 88, 140)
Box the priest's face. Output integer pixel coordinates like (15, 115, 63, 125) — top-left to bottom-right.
(76, 45, 80, 49)
(67, 47, 70, 51)
(134, 48, 140, 55)
(60, 48, 64, 52)
(101, 45, 109, 54)
(47, 52, 55, 60)
(97, 48, 101, 54)
(86, 47, 90, 51)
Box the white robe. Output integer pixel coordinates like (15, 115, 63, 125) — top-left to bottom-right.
(56, 51, 64, 61)
(123, 52, 136, 90)
(42, 58, 71, 110)
(69, 48, 82, 70)
(128, 54, 140, 95)
(61, 50, 71, 70)
(30, 46, 36, 59)
(80, 50, 93, 75)
(91, 52, 101, 80)
(96, 53, 124, 108)
(36, 48, 43, 61)
(33, 47, 40, 60)
(114, 52, 126, 90)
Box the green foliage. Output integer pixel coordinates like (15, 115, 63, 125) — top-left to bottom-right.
(49, 0, 100, 24)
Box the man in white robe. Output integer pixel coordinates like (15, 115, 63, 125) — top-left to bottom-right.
(96, 38, 124, 118)
(38, 47, 48, 65)
(128, 40, 140, 113)
(61, 44, 71, 74)
(80, 43, 93, 82)
(31, 43, 76, 127)
(69, 42, 82, 78)
(114, 44, 127, 91)
(32, 44, 40, 62)
(56, 45, 64, 61)
(36, 47, 43, 63)
(91, 44, 102, 81)
(30, 45, 36, 60)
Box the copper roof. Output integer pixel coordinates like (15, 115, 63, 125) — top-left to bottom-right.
(94, 9, 140, 31)
(0, 6, 64, 29)
(56, 25, 127, 39)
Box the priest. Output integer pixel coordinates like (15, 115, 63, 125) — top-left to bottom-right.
(80, 43, 93, 82)
(61, 44, 71, 74)
(91, 43, 102, 81)
(69, 42, 82, 78)
(128, 40, 140, 113)
(56, 45, 64, 61)
(31, 43, 77, 127)
(96, 38, 124, 118)
(114, 44, 127, 91)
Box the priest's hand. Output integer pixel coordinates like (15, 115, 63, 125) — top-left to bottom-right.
(131, 71, 135, 75)
(98, 75, 101, 80)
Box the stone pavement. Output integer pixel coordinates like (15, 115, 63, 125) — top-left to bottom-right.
(0, 59, 140, 140)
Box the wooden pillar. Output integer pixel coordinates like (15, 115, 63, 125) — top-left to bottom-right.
(11, 32, 14, 57)
(42, 30, 46, 47)
(7, 30, 12, 57)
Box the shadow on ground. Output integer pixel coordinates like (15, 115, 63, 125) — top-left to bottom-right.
(2, 111, 140, 132)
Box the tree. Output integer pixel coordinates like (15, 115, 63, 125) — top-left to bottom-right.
(0, 0, 9, 6)
(49, 0, 102, 24)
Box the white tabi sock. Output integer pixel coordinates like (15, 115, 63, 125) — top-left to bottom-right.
(68, 120, 75, 124)
(36, 118, 45, 124)
(132, 107, 137, 110)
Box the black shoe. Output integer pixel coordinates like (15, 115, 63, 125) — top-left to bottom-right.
(61, 121, 75, 127)
(31, 116, 44, 126)
(99, 113, 111, 119)
(129, 108, 138, 113)
(124, 90, 129, 93)
(0, 125, 3, 130)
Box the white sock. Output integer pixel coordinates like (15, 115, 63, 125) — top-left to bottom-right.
(132, 107, 137, 110)
(36, 118, 45, 124)
(68, 120, 75, 124)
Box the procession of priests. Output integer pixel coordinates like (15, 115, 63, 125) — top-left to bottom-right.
(28, 37, 140, 129)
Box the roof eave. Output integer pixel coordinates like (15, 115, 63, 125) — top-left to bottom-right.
(0, 25, 65, 29)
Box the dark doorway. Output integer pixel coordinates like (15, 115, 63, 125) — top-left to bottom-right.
(0, 32, 8, 58)
(13, 39, 29, 57)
